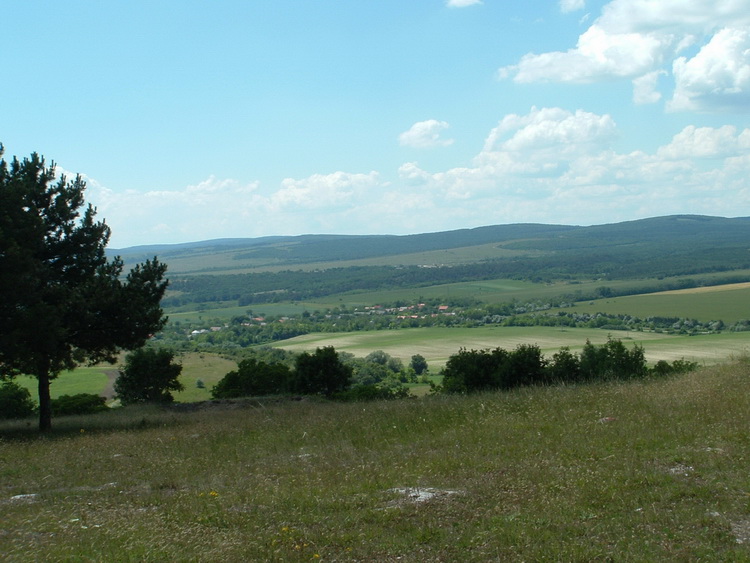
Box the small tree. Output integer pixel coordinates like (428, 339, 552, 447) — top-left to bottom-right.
(0, 146, 168, 430)
(115, 348, 183, 405)
(410, 354, 428, 375)
(292, 346, 352, 396)
(211, 358, 291, 398)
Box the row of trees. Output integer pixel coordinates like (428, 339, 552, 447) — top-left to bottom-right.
(441, 337, 696, 394)
(212, 346, 352, 399)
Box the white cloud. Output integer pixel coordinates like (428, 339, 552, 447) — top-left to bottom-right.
(399, 120, 455, 149)
(482, 107, 617, 156)
(560, 0, 585, 14)
(446, 0, 482, 7)
(390, 109, 750, 230)
(669, 27, 750, 112)
(633, 70, 666, 104)
(503, 23, 671, 84)
(500, 0, 750, 112)
(86, 107, 750, 247)
(657, 125, 748, 159)
(271, 171, 380, 209)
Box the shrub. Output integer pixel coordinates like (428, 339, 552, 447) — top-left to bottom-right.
(0, 380, 36, 419)
(115, 347, 184, 405)
(292, 346, 352, 396)
(650, 358, 699, 377)
(547, 346, 581, 383)
(212, 359, 292, 399)
(579, 337, 647, 381)
(410, 354, 429, 375)
(50, 393, 108, 416)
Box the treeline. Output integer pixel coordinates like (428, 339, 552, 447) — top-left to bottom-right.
(155, 305, 746, 352)
(206, 338, 697, 403)
(162, 257, 750, 309)
(210, 347, 416, 402)
(440, 338, 697, 394)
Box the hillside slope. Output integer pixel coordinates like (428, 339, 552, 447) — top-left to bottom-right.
(115, 215, 750, 277)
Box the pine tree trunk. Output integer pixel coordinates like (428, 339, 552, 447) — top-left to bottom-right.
(38, 372, 52, 432)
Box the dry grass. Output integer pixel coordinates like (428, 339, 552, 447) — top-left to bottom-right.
(3, 361, 750, 561)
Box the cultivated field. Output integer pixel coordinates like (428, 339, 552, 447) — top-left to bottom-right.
(272, 326, 750, 369)
(4, 361, 750, 560)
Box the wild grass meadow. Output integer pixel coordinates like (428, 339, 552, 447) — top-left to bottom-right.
(3, 360, 750, 561)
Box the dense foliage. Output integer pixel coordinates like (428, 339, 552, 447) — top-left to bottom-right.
(0, 146, 168, 430)
(211, 347, 415, 401)
(0, 381, 36, 419)
(50, 393, 108, 416)
(440, 337, 692, 394)
(115, 348, 184, 405)
(291, 346, 353, 397)
(211, 358, 291, 398)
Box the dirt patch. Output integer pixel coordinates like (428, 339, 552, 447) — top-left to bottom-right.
(657, 282, 750, 296)
(102, 369, 120, 400)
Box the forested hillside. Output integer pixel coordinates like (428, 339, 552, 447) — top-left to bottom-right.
(114, 215, 750, 308)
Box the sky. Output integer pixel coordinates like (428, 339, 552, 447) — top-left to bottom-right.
(2, 0, 750, 248)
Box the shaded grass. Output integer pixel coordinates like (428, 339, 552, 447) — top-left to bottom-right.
(3, 362, 750, 560)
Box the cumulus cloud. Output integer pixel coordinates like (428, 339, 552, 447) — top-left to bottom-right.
(391, 108, 750, 229)
(446, 0, 482, 7)
(399, 120, 455, 149)
(87, 107, 750, 247)
(482, 107, 617, 157)
(669, 27, 750, 112)
(657, 125, 748, 159)
(499, 0, 750, 112)
(85, 171, 386, 247)
(271, 171, 380, 209)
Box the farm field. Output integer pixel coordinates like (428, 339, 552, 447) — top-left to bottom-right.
(272, 326, 750, 369)
(561, 282, 750, 323)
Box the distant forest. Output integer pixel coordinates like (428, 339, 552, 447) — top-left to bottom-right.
(158, 215, 750, 307)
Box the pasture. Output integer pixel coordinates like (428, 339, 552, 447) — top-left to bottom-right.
(561, 282, 750, 324)
(3, 361, 750, 560)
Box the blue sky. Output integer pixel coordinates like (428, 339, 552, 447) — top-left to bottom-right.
(2, 0, 749, 248)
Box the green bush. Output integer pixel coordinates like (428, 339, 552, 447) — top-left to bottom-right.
(51, 393, 108, 416)
(115, 347, 184, 405)
(579, 337, 647, 381)
(0, 380, 36, 419)
(441, 338, 650, 394)
(212, 359, 292, 399)
(291, 346, 353, 397)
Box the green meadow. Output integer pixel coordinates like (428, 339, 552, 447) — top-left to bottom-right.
(4, 361, 750, 560)
(558, 282, 750, 324)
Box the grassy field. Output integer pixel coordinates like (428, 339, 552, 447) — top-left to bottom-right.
(14, 368, 111, 400)
(4, 361, 750, 560)
(272, 326, 750, 369)
(17, 327, 750, 406)
(559, 282, 750, 324)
